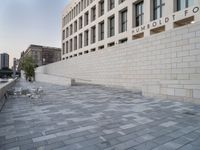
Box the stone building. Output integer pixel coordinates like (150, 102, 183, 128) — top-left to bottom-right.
(21, 45, 61, 67)
(61, 0, 199, 59)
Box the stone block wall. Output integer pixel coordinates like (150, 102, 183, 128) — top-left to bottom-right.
(36, 22, 200, 102)
(35, 73, 73, 86)
(0, 79, 17, 111)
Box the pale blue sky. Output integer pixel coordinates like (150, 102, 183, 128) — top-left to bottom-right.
(0, 0, 69, 67)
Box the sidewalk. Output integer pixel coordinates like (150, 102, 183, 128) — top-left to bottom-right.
(0, 79, 200, 150)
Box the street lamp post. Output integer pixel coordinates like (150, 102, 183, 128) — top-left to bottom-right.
(13, 58, 16, 78)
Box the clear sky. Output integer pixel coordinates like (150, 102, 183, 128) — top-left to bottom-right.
(0, 0, 69, 67)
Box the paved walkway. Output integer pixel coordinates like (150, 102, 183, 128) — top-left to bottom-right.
(0, 79, 200, 150)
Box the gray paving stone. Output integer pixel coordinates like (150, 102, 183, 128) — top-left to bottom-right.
(160, 121, 177, 127)
(103, 132, 122, 140)
(153, 135, 175, 145)
(167, 130, 186, 138)
(63, 136, 85, 145)
(127, 147, 136, 150)
(191, 137, 200, 146)
(106, 139, 138, 150)
(78, 145, 100, 150)
(77, 137, 102, 148)
(54, 143, 82, 150)
(184, 131, 200, 140)
(120, 124, 136, 129)
(0, 79, 200, 150)
(178, 144, 200, 150)
(117, 132, 138, 142)
(163, 141, 182, 149)
(44, 141, 65, 150)
(135, 128, 152, 136)
(20, 143, 35, 150)
(3, 141, 20, 149)
(46, 135, 69, 144)
(173, 136, 192, 145)
(133, 141, 158, 150)
(32, 134, 56, 143)
(55, 125, 97, 137)
(139, 134, 155, 141)
(7, 147, 20, 150)
(45, 128, 64, 135)
(18, 132, 43, 141)
(69, 130, 90, 138)
(33, 141, 48, 148)
(3, 137, 18, 145)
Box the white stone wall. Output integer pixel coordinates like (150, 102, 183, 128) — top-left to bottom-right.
(0, 79, 17, 110)
(36, 22, 200, 102)
(35, 73, 72, 86)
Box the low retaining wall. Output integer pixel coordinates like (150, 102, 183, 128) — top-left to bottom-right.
(0, 79, 17, 111)
(35, 72, 93, 86)
(36, 22, 200, 103)
(35, 73, 73, 86)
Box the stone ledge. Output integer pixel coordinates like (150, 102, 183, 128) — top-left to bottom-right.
(0, 78, 17, 111)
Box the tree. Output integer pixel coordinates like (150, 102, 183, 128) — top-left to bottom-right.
(21, 56, 36, 82)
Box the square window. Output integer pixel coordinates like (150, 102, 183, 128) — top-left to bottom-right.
(91, 26, 96, 44)
(91, 6, 96, 21)
(108, 15, 115, 37)
(79, 34, 83, 48)
(119, 8, 127, 33)
(99, 0, 104, 16)
(108, 0, 115, 11)
(79, 16, 83, 29)
(135, 1, 144, 27)
(84, 30, 89, 46)
(99, 21, 104, 41)
(84, 11, 89, 26)
(153, 0, 165, 20)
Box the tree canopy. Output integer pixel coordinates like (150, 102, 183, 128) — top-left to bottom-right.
(21, 56, 36, 81)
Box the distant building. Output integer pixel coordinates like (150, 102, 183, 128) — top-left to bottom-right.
(0, 53, 9, 69)
(21, 45, 61, 67)
(12, 58, 19, 71)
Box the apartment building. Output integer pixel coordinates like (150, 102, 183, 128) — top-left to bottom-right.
(62, 0, 200, 60)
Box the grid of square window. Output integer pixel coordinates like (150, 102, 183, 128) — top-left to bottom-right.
(62, 0, 196, 56)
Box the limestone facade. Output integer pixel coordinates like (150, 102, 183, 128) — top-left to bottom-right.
(61, 0, 200, 60)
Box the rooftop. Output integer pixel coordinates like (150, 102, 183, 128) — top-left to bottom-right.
(28, 44, 61, 50)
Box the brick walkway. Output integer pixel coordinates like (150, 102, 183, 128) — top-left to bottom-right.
(0, 79, 200, 150)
